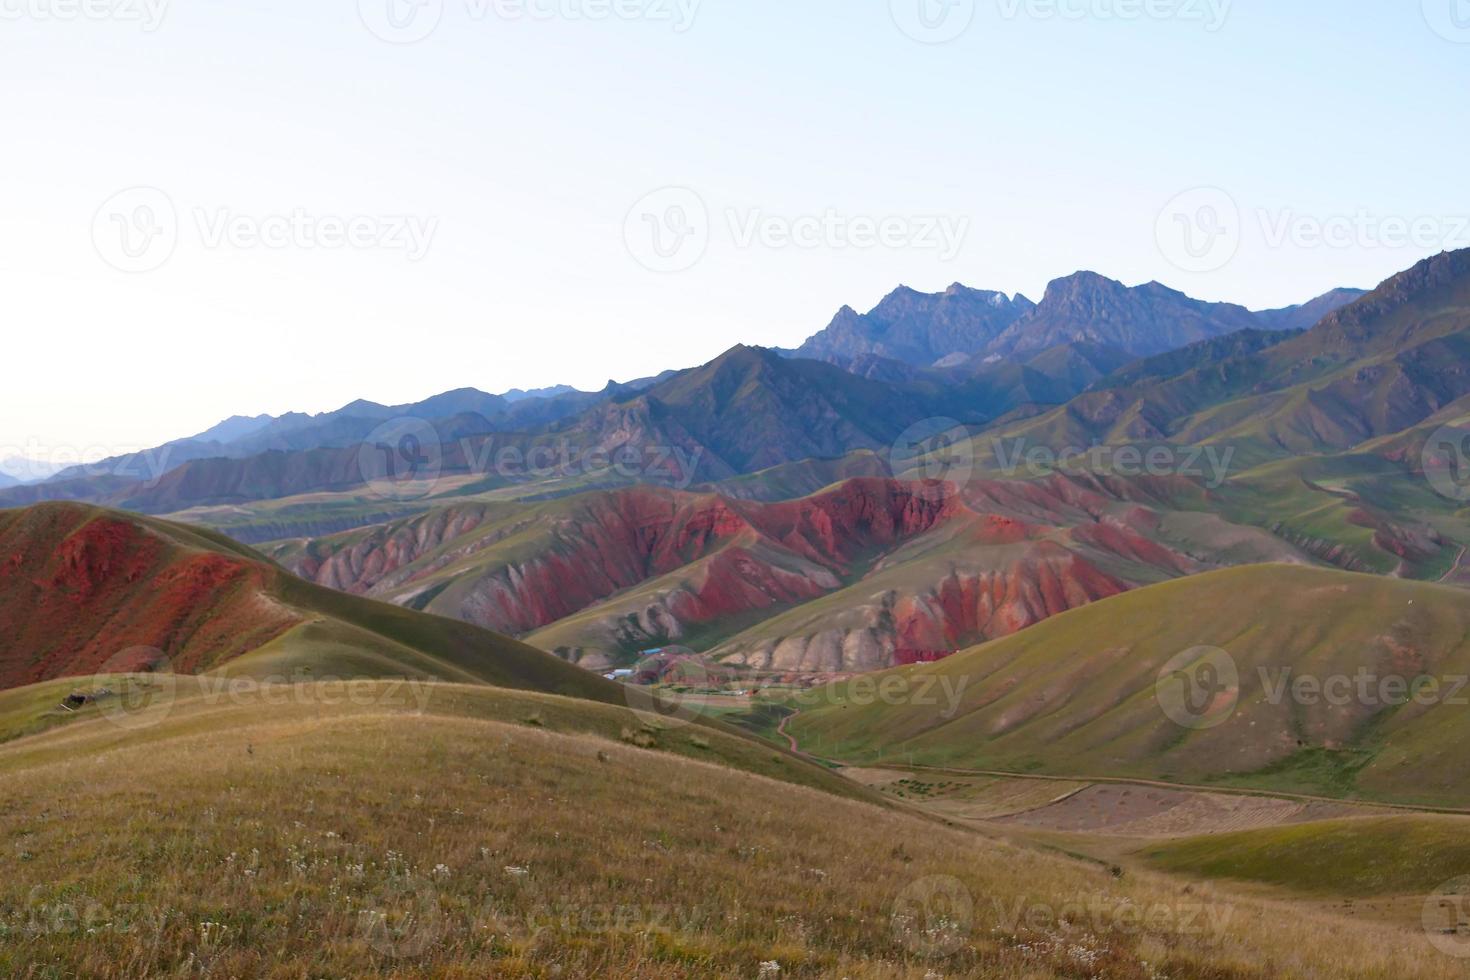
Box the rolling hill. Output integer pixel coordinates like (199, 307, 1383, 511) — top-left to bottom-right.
(0, 673, 1445, 978)
(0, 502, 620, 702)
(1141, 814, 1470, 897)
(269, 473, 1334, 674)
(787, 564, 1470, 807)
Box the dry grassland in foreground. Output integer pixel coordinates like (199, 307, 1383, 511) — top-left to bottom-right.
(0, 680, 1459, 978)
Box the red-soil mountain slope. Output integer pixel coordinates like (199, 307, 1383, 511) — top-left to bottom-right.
(273, 478, 962, 635)
(0, 504, 299, 688)
(270, 474, 1312, 674)
(0, 503, 620, 701)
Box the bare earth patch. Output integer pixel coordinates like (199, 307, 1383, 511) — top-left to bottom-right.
(999, 784, 1387, 837)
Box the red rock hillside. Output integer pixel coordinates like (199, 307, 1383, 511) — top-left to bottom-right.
(270, 474, 1303, 672)
(0, 503, 302, 690)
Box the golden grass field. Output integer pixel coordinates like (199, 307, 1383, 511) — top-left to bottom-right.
(1, 678, 1467, 978)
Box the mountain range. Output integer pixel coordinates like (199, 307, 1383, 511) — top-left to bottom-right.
(6, 251, 1470, 683)
(7, 252, 1470, 979)
(0, 271, 1367, 515)
(789, 272, 1366, 370)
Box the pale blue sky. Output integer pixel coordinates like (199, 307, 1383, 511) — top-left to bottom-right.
(2, 0, 1467, 461)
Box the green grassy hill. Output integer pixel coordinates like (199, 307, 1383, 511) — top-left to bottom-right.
(1141, 814, 1470, 897)
(788, 564, 1470, 807)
